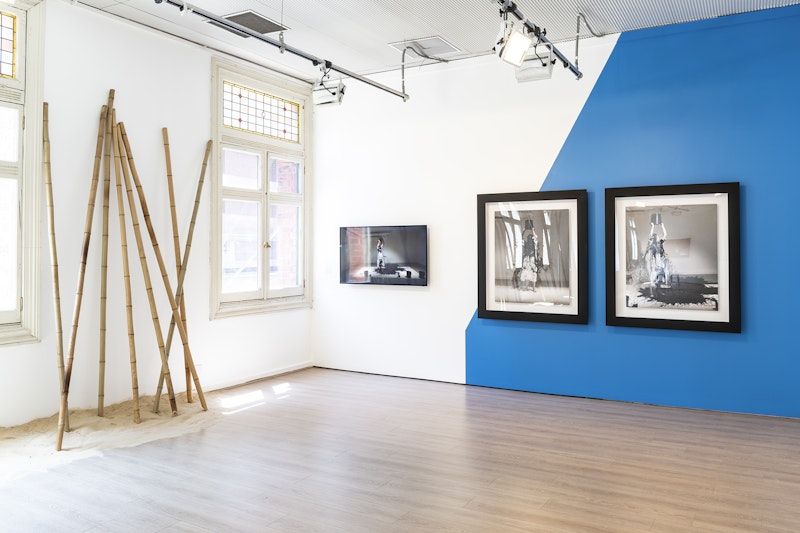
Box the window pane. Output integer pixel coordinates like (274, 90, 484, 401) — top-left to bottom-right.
(269, 156, 301, 194)
(0, 105, 19, 162)
(0, 178, 18, 312)
(222, 148, 260, 190)
(268, 203, 301, 290)
(221, 198, 261, 294)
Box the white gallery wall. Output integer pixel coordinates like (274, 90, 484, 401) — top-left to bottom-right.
(0, 1, 312, 427)
(310, 36, 618, 382)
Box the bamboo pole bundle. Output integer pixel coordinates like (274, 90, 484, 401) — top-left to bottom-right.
(153, 139, 212, 413)
(162, 128, 192, 403)
(116, 122, 179, 416)
(56, 95, 111, 451)
(113, 120, 141, 424)
(43, 103, 69, 433)
(98, 91, 115, 416)
(118, 123, 207, 412)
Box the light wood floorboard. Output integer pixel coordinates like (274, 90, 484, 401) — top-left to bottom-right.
(1, 367, 799, 532)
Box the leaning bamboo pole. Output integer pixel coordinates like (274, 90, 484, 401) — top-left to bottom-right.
(119, 123, 207, 412)
(56, 96, 110, 451)
(98, 91, 115, 416)
(112, 120, 141, 423)
(43, 102, 69, 433)
(116, 123, 179, 416)
(153, 139, 212, 413)
(162, 128, 192, 403)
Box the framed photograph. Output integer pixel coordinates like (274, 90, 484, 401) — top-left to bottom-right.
(478, 190, 588, 323)
(340, 225, 428, 286)
(605, 182, 741, 333)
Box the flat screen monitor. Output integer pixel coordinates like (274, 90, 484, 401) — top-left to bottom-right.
(339, 225, 428, 286)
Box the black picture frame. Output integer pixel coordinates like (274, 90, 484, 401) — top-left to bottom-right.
(605, 182, 741, 333)
(478, 190, 588, 324)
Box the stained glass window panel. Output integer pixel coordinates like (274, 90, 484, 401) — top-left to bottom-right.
(0, 12, 15, 79)
(223, 81, 300, 143)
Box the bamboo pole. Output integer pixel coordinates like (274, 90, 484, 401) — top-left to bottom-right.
(43, 103, 69, 433)
(162, 128, 192, 403)
(113, 120, 141, 424)
(98, 91, 115, 416)
(119, 123, 207, 412)
(56, 97, 110, 451)
(116, 123, 179, 416)
(153, 139, 212, 413)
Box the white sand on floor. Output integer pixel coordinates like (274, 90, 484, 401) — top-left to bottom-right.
(0, 393, 224, 487)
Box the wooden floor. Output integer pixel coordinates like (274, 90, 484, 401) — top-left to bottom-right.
(1, 367, 799, 532)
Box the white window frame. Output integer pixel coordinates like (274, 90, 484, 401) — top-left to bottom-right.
(210, 58, 312, 319)
(0, 1, 42, 346)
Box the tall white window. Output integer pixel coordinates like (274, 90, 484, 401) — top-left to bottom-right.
(0, 1, 42, 345)
(211, 60, 311, 318)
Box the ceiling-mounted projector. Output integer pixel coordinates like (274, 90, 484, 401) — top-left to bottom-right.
(313, 79, 345, 106)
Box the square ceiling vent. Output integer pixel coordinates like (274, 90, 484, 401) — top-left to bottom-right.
(389, 36, 459, 59)
(208, 10, 287, 37)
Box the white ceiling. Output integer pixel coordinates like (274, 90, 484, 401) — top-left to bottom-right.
(74, 0, 800, 83)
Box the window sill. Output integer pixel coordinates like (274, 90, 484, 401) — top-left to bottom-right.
(0, 323, 39, 347)
(212, 296, 312, 320)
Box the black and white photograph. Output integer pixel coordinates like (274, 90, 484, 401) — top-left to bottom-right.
(605, 183, 741, 332)
(339, 225, 428, 286)
(478, 191, 587, 323)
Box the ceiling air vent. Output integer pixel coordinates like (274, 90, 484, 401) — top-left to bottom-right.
(389, 36, 459, 59)
(208, 10, 287, 37)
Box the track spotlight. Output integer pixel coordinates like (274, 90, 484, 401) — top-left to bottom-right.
(313, 78, 345, 105)
(515, 42, 554, 82)
(495, 21, 532, 67)
(313, 63, 345, 105)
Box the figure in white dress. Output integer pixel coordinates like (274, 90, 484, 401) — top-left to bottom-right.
(645, 221, 668, 297)
(520, 219, 540, 291)
(376, 237, 385, 272)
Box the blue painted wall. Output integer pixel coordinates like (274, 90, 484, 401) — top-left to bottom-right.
(466, 6, 800, 417)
